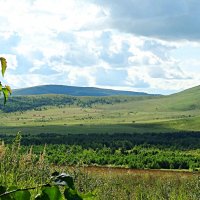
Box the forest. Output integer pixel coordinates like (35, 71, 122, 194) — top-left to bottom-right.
(1, 131, 200, 170)
(0, 95, 154, 112)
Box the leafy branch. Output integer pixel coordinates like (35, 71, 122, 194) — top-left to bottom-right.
(0, 172, 95, 200)
(0, 57, 11, 104)
(0, 184, 50, 198)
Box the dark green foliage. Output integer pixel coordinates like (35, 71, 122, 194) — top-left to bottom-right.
(0, 172, 91, 200)
(35, 186, 62, 200)
(0, 186, 6, 195)
(64, 188, 82, 200)
(12, 190, 31, 200)
(3, 131, 200, 149)
(0, 94, 153, 112)
(1, 132, 200, 170)
(0, 95, 77, 112)
(45, 144, 199, 170)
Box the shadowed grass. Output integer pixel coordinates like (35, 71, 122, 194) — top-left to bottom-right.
(1, 136, 200, 200)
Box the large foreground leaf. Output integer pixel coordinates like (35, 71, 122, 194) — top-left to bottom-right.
(64, 188, 83, 200)
(35, 186, 62, 200)
(13, 190, 31, 200)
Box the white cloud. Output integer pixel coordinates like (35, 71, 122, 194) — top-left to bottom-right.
(6, 73, 63, 89)
(0, 0, 200, 94)
(66, 66, 96, 86)
(128, 51, 161, 66)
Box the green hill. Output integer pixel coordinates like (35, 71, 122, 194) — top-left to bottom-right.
(1, 85, 200, 135)
(12, 85, 151, 96)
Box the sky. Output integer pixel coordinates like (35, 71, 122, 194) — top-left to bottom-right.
(1, 0, 200, 94)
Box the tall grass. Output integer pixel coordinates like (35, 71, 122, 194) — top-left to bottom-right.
(0, 134, 200, 199)
(0, 133, 50, 188)
(70, 167, 200, 200)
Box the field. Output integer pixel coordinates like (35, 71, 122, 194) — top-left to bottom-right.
(0, 87, 200, 168)
(1, 85, 200, 135)
(1, 86, 200, 199)
(0, 139, 200, 199)
(76, 166, 200, 200)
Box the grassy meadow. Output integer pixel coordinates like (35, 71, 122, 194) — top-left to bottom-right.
(1, 86, 200, 199)
(1, 87, 200, 134)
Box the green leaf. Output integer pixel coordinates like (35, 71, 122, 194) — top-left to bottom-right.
(80, 192, 96, 200)
(14, 190, 31, 200)
(2, 87, 9, 105)
(40, 186, 62, 200)
(5, 85, 12, 94)
(0, 57, 7, 77)
(35, 192, 50, 200)
(64, 188, 83, 200)
(2, 186, 29, 200)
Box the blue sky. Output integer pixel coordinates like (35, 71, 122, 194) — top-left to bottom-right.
(1, 0, 200, 94)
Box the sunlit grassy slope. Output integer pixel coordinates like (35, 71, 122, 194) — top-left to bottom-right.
(1, 85, 200, 134)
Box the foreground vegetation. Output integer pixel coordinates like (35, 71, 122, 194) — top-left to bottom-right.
(0, 135, 94, 199)
(0, 136, 200, 200)
(1, 132, 200, 171)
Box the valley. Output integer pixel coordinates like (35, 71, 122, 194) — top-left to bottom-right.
(1, 85, 200, 134)
(1, 85, 200, 199)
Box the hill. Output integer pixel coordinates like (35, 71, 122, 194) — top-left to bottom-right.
(12, 85, 151, 96)
(0, 85, 200, 135)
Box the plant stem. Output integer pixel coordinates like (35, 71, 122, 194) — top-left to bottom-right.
(0, 183, 50, 197)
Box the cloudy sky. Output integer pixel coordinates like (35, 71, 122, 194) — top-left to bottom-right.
(1, 0, 200, 94)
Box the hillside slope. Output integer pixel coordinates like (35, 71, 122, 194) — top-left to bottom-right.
(105, 85, 200, 112)
(2, 85, 200, 114)
(1, 85, 200, 134)
(12, 85, 151, 96)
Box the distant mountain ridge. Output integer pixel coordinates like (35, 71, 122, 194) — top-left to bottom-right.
(12, 85, 152, 96)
